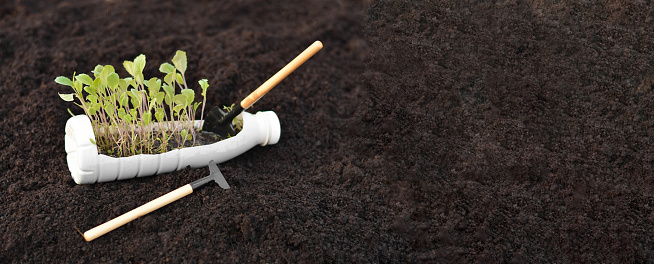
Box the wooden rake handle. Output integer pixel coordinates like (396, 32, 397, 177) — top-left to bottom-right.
(240, 40, 323, 109)
(83, 185, 193, 242)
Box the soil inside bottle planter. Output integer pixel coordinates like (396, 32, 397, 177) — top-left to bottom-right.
(95, 119, 242, 157)
(96, 130, 229, 157)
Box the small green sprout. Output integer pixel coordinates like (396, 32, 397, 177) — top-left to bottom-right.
(223, 104, 244, 132)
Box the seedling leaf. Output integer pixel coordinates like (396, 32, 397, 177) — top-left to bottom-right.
(83, 85, 95, 95)
(92, 77, 102, 91)
(59, 93, 74, 102)
(164, 73, 174, 86)
(92, 65, 104, 78)
(134, 54, 146, 74)
(147, 78, 161, 96)
(107, 72, 119, 89)
(88, 103, 97, 115)
(142, 112, 152, 125)
(164, 94, 172, 106)
(172, 50, 187, 74)
(103, 104, 115, 115)
(87, 94, 98, 103)
(176, 73, 184, 85)
(118, 79, 128, 92)
(135, 73, 144, 85)
(154, 91, 165, 104)
(155, 108, 164, 122)
(117, 108, 126, 118)
(173, 104, 185, 113)
(99, 65, 115, 87)
(73, 78, 84, 92)
(198, 79, 209, 96)
(129, 89, 142, 108)
(76, 74, 93, 86)
(162, 83, 174, 96)
(159, 63, 175, 74)
(122, 113, 132, 122)
(103, 65, 116, 74)
(119, 92, 129, 107)
(55, 76, 74, 87)
(181, 89, 195, 105)
(173, 94, 187, 106)
(125, 78, 136, 89)
(123, 61, 135, 76)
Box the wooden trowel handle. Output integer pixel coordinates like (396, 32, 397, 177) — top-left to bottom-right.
(240, 40, 323, 109)
(83, 185, 193, 242)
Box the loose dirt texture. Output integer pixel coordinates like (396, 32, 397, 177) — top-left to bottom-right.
(1, 0, 654, 262)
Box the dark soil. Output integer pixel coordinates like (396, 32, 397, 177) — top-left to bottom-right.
(2, 0, 654, 262)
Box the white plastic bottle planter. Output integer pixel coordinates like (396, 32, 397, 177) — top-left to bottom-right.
(65, 111, 280, 184)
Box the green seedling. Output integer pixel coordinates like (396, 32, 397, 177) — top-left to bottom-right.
(56, 51, 210, 157)
(222, 104, 244, 133)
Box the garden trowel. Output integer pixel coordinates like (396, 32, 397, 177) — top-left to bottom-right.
(82, 161, 229, 242)
(203, 41, 323, 138)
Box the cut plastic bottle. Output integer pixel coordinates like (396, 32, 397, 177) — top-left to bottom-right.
(64, 111, 280, 184)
